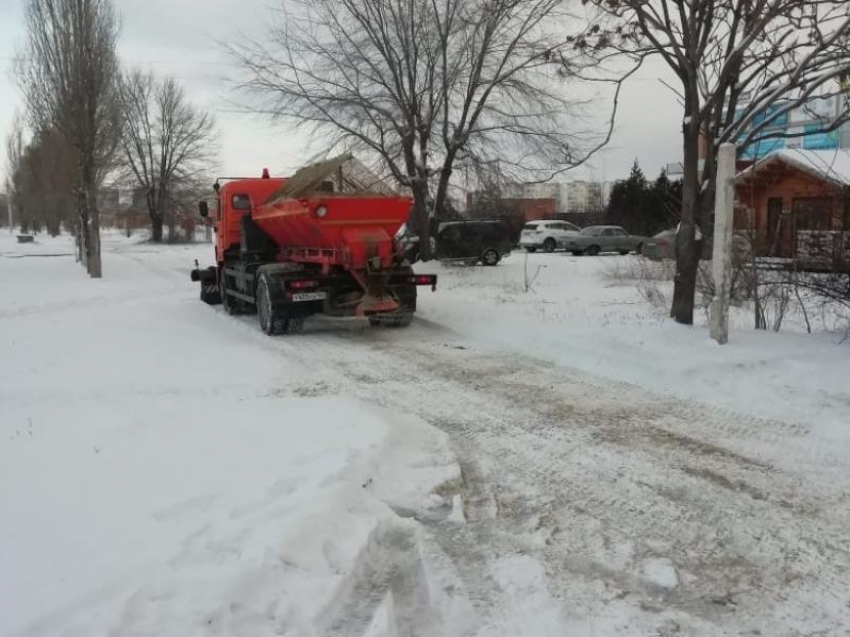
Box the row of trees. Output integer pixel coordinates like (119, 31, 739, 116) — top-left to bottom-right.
(607, 162, 683, 237)
(229, 0, 627, 262)
(587, 0, 850, 323)
(230, 0, 850, 324)
(5, 119, 77, 235)
(6, 0, 217, 277)
(6, 0, 849, 320)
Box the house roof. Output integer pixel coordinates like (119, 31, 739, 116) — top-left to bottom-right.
(735, 148, 850, 186)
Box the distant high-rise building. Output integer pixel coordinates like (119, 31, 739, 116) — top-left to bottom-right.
(737, 95, 850, 160)
(495, 180, 607, 213)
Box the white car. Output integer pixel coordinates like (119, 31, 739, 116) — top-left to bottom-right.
(519, 220, 581, 253)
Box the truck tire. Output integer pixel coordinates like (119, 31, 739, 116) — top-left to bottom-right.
(220, 271, 245, 316)
(221, 274, 234, 315)
(256, 272, 285, 335)
(256, 271, 303, 335)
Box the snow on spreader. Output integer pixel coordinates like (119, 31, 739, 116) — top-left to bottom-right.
(190, 155, 436, 334)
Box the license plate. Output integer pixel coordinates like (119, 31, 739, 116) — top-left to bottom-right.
(291, 291, 328, 302)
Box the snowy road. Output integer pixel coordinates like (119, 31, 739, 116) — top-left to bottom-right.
(264, 318, 850, 636)
(3, 236, 850, 636)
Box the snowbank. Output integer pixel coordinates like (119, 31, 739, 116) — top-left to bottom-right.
(0, 233, 461, 636)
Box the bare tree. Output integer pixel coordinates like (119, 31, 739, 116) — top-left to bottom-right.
(16, 0, 122, 277)
(229, 0, 626, 260)
(589, 0, 850, 324)
(11, 127, 79, 236)
(118, 70, 217, 242)
(4, 113, 25, 231)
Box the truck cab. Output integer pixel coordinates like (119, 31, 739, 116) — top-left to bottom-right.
(210, 173, 286, 264)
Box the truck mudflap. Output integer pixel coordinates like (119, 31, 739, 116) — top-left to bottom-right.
(356, 294, 399, 316)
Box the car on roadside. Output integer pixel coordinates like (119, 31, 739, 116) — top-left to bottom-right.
(435, 219, 512, 266)
(562, 225, 647, 256)
(519, 220, 581, 253)
(643, 228, 752, 261)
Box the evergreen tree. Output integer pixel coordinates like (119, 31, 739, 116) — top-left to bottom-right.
(606, 161, 681, 236)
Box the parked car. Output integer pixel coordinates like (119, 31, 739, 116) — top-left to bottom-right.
(643, 228, 752, 261)
(435, 219, 512, 265)
(519, 219, 581, 253)
(562, 225, 647, 256)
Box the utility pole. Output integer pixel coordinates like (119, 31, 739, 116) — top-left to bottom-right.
(709, 143, 736, 344)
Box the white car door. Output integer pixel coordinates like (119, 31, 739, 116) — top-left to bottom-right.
(547, 222, 565, 247)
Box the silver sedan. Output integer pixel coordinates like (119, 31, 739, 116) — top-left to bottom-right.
(562, 226, 647, 256)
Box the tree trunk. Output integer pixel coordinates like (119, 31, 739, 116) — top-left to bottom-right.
(81, 159, 102, 278)
(433, 158, 456, 220)
(151, 213, 164, 243)
(77, 166, 90, 271)
(410, 181, 432, 261)
(671, 105, 702, 325)
(89, 204, 102, 278)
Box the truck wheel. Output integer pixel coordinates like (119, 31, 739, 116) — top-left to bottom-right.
(586, 245, 601, 256)
(482, 249, 500, 266)
(256, 273, 285, 335)
(543, 238, 556, 253)
(257, 272, 304, 335)
(221, 273, 240, 315)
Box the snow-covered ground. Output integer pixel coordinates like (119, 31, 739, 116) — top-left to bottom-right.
(2, 231, 849, 636)
(417, 253, 850, 444)
(0, 233, 462, 636)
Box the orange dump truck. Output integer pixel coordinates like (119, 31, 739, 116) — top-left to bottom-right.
(190, 155, 436, 334)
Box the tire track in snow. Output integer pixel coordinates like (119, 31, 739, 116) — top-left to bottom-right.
(161, 254, 850, 637)
(271, 326, 850, 635)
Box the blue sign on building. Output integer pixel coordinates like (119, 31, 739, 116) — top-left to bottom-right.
(734, 97, 846, 160)
(802, 123, 838, 150)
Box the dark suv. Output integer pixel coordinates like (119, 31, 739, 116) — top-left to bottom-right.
(435, 219, 512, 266)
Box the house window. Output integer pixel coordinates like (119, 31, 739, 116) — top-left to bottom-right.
(794, 198, 831, 231)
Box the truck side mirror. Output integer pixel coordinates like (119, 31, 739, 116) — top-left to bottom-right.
(199, 201, 209, 218)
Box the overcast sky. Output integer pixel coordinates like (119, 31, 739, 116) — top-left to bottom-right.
(0, 0, 683, 190)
